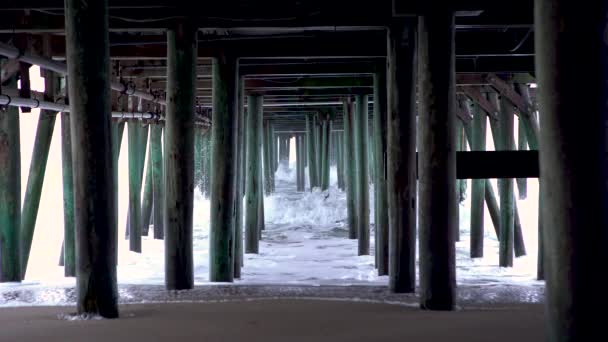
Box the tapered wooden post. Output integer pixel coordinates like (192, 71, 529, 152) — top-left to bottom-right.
(343, 99, 358, 239)
(210, 52, 238, 282)
(418, 10, 456, 310)
(0, 75, 21, 283)
(245, 95, 263, 254)
(141, 145, 153, 236)
(516, 118, 528, 199)
(517, 84, 543, 279)
(164, 20, 196, 290)
(470, 103, 486, 258)
(263, 120, 272, 195)
(354, 94, 370, 255)
(127, 121, 143, 252)
(336, 133, 345, 190)
(536, 1, 608, 339)
(463, 121, 501, 240)
(194, 127, 203, 192)
(61, 112, 75, 276)
(271, 124, 278, 174)
(320, 116, 331, 190)
(373, 69, 389, 276)
(201, 131, 211, 198)
(150, 124, 164, 240)
(65, 0, 118, 317)
(234, 79, 245, 279)
(387, 19, 417, 293)
(296, 135, 305, 191)
(20, 71, 59, 278)
(306, 115, 319, 189)
(315, 116, 322, 181)
(486, 93, 515, 267)
(454, 120, 463, 242)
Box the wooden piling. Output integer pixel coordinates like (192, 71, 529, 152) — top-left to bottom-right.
(343, 99, 358, 239)
(516, 118, 528, 199)
(245, 95, 263, 254)
(263, 120, 272, 195)
(305, 115, 319, 189)
(164, 20, 196, 290)
(127, 121, 144, 252)
(234, 79, 245, 279)
(488, 93, 514, 267)
(320, 116, 331, 190)
(418, 10, 456, 310)
(209, 53, 238, 282)
(61, 112, 75, 276)
(141, 145, 153, 236)
(387, 19, 417, 292)
(470, 103, 486, 258)
(65, 0, 118, 317)
(20, 71, 59, 278)
(354, 94, 370, 256)
(149, 124, 164, 240)
(373, 69, 389, 275)
(517, 84, 543, 280)
(535, 1, 608, 339)
(336, 133, 345, 190)
(0, 75, 21, 283)
(296, 135, 305, 191)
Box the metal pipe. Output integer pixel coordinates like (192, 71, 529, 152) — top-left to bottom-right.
(0, 41, 165, 105)
(0, 94, 160, 120)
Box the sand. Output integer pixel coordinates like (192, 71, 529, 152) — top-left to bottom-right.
(0, 299, 544, 342)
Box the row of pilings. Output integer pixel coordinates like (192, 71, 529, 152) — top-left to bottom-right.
(0, 14, 538, 314)
(0, 2, 604, 341)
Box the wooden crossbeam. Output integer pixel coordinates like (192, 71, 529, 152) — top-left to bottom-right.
(461, 86, 499, 119)
(485, 73, 534, 116)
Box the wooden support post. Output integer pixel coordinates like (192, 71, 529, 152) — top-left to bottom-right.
(336, 133, 345, 190)
(65, 0, 118, 317)
(164, 20, 196, 290)
(516, 118, 528, 199)
(271, 124, 277, 174)
(150, 124, 164, 240)
(535, 1, 608, 339)
(306, 115, 319, 189)
(418, 10, 456, 310)
(245, 94, 263, 254)
(0, 75, 21, 283)
(263, 120, 272, 195)
(258, 159, 265, 235)
(315, 116, 322, 183)
(470, 103, 486, 258)
(354, 94, 370, 255)
(61, 112, 75, 276)
(141, 145, 153, 236)
(127, 121, 143, 252)
(517, 84, 542, 279)
(373, 69, 389, 276)
(343, 99, 358, 239)
(110, 120, 124, 265)
(387, 19, 417, 293)
(488, 93, 514, 267)
(210, 52, 238, 283)
(202, 130, 211, 198)
(320, 116, 331, 190)
(234, 79, 245, 279)
(296, 135, 305, 191)
(457, 121, 467, 204)
(463, 122, 501, 240)
(194, 127, 203, 192)
(20, 71, 58, 278)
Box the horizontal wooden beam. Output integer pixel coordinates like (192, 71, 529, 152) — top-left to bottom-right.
(455, 150, 539, 179)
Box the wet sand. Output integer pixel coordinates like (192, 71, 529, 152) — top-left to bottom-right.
(0, 299, 543, 341)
